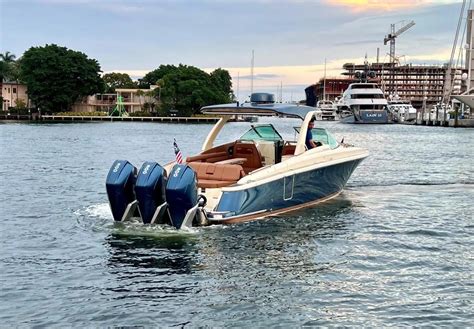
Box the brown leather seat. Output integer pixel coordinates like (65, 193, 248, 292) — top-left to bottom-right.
(233, 141, 263, 173)
(188, 162, 245, 188)
(186, 151, 229, 163)
(282, 143, 296, 156)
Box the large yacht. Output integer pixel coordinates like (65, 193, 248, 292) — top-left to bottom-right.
(337, 82, 392, 124)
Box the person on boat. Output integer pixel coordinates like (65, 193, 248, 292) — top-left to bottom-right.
(306, 118, 318, 149)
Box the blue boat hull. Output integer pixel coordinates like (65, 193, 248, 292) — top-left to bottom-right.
(215, 158, 363, 220)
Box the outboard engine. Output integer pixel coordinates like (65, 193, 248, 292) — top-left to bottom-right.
(135, 162, 168, 224)
(106, 160, 137, 222)
(166, 164, 199, 229)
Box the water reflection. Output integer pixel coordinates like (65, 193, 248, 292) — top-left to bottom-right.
(104, 232, 200, 300)
(106, 232, 197, 274)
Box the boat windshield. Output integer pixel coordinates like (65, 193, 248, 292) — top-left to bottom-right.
(294, 127, 339, 149)
(239, 124, 283, 142)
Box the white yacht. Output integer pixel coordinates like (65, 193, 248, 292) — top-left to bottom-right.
(387, 99, 417, 123)
(315, 100, 338, 121)
(337, 83, 392, 124)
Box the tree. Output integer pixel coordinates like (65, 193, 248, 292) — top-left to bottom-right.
(211, 68, 234, 101)
(0, 51, 18, 82)
(147, 64, 233, 116)
(19, 44, 104, 112)
(102, 72, 137, 93)
(139, 64, 177, 88)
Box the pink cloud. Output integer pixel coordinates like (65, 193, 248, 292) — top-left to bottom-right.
(324, 0, 433, 12)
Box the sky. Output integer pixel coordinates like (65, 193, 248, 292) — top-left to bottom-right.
(0, 0, 468, 101)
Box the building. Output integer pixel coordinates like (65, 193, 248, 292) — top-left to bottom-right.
(72, 86, 159, 113)
(305, 78, 353, 106)
(1, 82, 30, 111)
(341, 62, 467, 109)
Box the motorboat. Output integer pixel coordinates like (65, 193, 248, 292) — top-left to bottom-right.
(337, 82, 392, 124)
(105, 93, 369, 229)
(387, 99, 417, 123)
(315, 100, 338, 121)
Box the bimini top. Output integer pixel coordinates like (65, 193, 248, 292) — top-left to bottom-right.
(201, 93, 315, 120)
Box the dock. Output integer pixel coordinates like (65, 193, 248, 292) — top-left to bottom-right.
(0, 114, 219, 123)
(415, 108, 474, 127)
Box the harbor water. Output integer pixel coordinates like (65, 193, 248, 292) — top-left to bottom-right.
(0, 120, 472, 326)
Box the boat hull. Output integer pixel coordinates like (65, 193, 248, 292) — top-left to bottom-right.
(212, 157, 363, 223)
(340, 110, 393, 124)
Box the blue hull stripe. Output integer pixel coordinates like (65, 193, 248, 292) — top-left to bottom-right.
(216, 158, 363, 216)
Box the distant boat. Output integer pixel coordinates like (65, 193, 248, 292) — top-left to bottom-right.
(387, 99, 417, 123)
(315, 100, 338, 121)
(229, 115, 258, 122)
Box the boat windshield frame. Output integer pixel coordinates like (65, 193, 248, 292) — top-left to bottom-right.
(201, 107, 320, 155)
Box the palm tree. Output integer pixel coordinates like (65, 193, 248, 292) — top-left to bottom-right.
(0, 52, 19, 109)
(0, 51, 16, 62)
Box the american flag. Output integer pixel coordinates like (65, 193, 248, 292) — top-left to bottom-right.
(173, 139, 183, 164)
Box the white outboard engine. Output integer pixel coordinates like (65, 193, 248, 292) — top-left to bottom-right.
(106, 160, 138, 222)
(134, 162, 168, 224)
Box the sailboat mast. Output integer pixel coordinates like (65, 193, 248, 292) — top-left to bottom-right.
(250, 50, 254, 95)
(237, 71, 240, 103)
(323, 58, 327, 101)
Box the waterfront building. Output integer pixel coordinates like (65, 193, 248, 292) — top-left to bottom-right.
(71, 85, 159, 113)
(305, 78, 352, 106)
(341, 63, 467, 109)
(1, 82, 30, 111)
(305, 64, 467, 110)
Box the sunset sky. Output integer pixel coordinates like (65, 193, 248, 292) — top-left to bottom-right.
(1, 0, 467, 101)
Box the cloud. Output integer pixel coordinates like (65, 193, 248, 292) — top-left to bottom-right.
(35, 0, 147, 14)
(238, 74, 282, 80)
(324, 0, 455, 12)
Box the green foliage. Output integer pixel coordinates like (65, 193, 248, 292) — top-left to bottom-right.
(15, 99, 27, 109)
(19, 44, 104, 113)
(129, 110, 154, 117)
(102, 72, 137, 92)
(0, 51, 20, 82)
(146, 64, 233, 116)
(55, 111, 107, 116)
(139, 64, 176, 88)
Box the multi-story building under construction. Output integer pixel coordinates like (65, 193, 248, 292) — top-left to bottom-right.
(306, 63, 466, 110)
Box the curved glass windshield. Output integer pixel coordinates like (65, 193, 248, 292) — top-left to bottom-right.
(239, 124, 283, 141)
(312, 128, 339, 149)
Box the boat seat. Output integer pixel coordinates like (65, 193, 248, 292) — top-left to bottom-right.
(186, 151, 229, 163)
(188, 162, 245, 188)
(282, 142, 296, 156)
(233, 141, 263, 173)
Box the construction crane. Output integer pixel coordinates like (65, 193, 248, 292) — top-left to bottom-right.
(384, 20, 416, 64)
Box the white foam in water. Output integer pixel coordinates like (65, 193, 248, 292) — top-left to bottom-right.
(83, 203, 113, 219)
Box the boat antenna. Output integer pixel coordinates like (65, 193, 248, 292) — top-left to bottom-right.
(250, 49, 254, 95)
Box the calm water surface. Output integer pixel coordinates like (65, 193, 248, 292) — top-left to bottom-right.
(0, 120, 472, 327)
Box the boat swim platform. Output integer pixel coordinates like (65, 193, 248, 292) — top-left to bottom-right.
(0, 114, 220, 123)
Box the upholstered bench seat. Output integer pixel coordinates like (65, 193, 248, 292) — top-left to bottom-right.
(188, 162, 246, 188)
